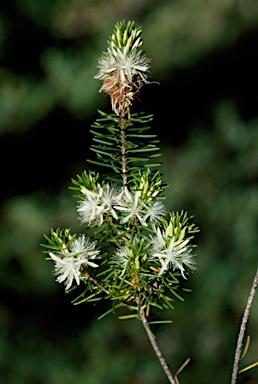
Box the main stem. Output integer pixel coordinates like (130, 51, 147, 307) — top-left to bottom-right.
(140, 306, 176, 384)
(118, 106, 175, 383)
(231, 268, 258, 384)
(120, 116, 128, 187)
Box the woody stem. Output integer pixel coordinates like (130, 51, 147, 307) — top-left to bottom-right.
(140, 306, 176, 384)
(120, 116, 128, 187)
(231, 268, 258, 384)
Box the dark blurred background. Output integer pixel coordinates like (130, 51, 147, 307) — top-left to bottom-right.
(1, 1, 258, 383)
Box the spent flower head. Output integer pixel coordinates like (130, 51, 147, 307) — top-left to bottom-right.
(95, 21, 150, 115)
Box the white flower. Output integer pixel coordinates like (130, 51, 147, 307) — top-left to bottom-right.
(95, 47, 150, 85)
(149, 230, 196, 278)
(50, 254, 85, 290)
(149, 227, 166, 252)
(77, 190, 103, 225)
(114, 189, 166, 227)
(178, 249, 196, 273)
(115, 188, 147, 226)
(141, 200, 167, 226)
(69, 235, 100, 264)
(77, 184, 121, 226)
(49, 235, 100, 290)
(100, 183, 122, 220)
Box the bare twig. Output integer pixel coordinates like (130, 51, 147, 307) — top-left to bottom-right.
(175, 357, 191, 376)
(231, 268, 258, 384)
(140, 306, 176, 384)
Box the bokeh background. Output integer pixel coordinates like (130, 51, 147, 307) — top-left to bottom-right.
(1, 1, 258, 383)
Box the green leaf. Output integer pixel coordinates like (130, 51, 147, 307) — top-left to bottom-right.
(118, 314, 138, 320)
(169, 288, 185, 302)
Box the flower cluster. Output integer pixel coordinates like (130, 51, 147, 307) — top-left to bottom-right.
(110, 216, 196, 279)
(77, 183, 121, 226)
(149, 227, 196, 278)
(47, 212, 196, 296)
(49, 235, 100, 290)
(95, 21, 150, 114)
(77, 184, 166, 228)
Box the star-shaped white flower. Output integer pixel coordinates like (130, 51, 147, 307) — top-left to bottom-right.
(50, 254, 86, 290)
(69, 235, 100, 263)
(115, 188, 147, 225)
(149, 230, 195, 278)
(95, 47, 150, 85)
(100, 183, 122, 220)
(49, 235, 100, 290)
(141, 200, 167, 226)
(77, 184, 122, 226)
(149, 227, 166, 252)
(77, 190, 103, 225)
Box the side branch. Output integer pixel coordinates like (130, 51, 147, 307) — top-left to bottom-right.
(140, 306, 176, 384)
(231, 268, 258, 384)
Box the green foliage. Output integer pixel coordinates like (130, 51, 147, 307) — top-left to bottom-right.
(107, 20, 143, 54)
(71, 170, 100, 197)
(132, 168, 167, 201)
(42, 228, 76, 254)
(88, 111, 161, 184)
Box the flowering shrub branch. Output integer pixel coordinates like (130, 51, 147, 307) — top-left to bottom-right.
(42, 20, 199, 383)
